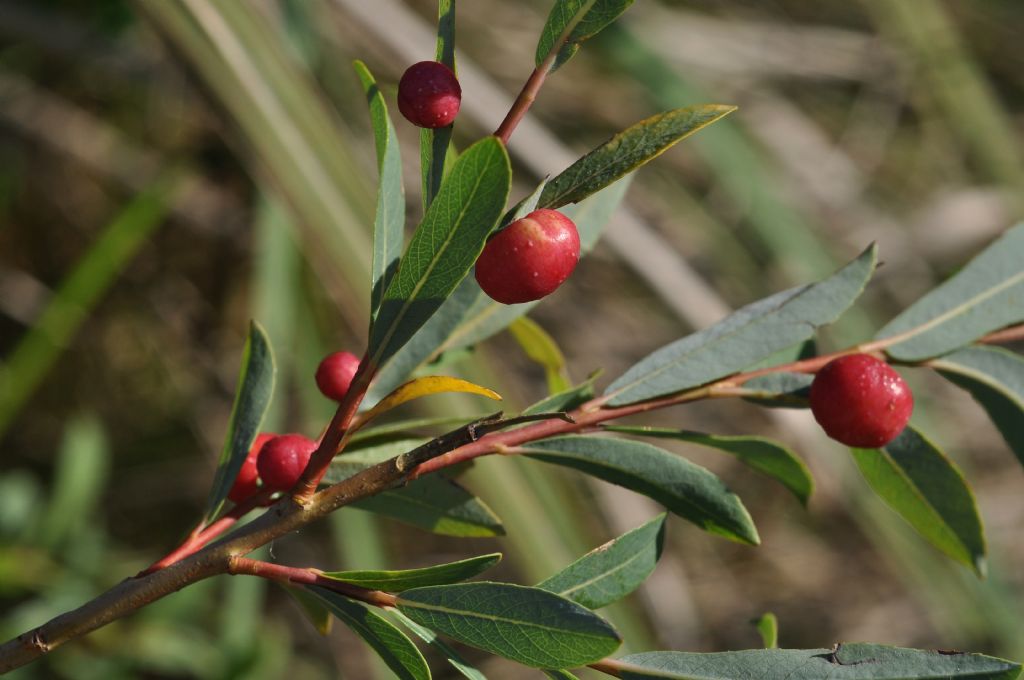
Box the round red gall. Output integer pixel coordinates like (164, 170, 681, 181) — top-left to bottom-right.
(227, 432, 275, 503)
(809, 354, 914, 448)
(256, 434, 319, 492)
(315, 351, 361, 402)
(475, 208, 581, 304)
(397, 61, 461, 128)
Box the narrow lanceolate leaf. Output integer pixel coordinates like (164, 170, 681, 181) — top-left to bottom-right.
(605, 427, 813, 506)
(738, 373, 813, 409)
(356, 376, 501, 430)
(521, 436, 759, 545)
(421, 0, 457, 209)
(752, 612, 778, 649)
(615, 644, 1021, 679)
(852, 426, 986, 576)
(397, 582, 621, 668)
(931, 346, 1024, 469)
(605, 246, 877, 406)
(309, 588, 430, 680)
(509, 317, 572, 394)
(877, 223, 1024, 361)
(369, 136, 511, 365)
(523, 371, 600, 416)
(539, 106, 733, 209)
(321, 553, 501, 592)
(388, 609, 488, 680)
(354, 61, 404, 320)
(536, 0, 635, 73)
(538, 514, 666, 609)
(205, 322, 275, 522)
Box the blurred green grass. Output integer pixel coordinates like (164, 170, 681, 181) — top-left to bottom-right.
(1, 1, 1022, 677)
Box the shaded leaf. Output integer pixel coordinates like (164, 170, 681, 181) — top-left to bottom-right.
(877, 223, 1024, 361)
(509, 317, 572, 393)
(520, 436, 759, 544)
(388, 609, 488, 680)
(604, 246, 876, 406)
(205, 322, 275, 522)
(309, 587, 430, 680)
(354, 60, 405, 320)
(421, 0, 457, 209)
(536, 0, 635, 73)
(537, 514, 666, 609)
(357, 376, 501, 429)
(397, 582, 621, 668)
(523, 371, 601, 416)
(751, 612, 778, 649)
(349, 415, 485, 445)
(851, 426, 986, 575)
(539, 107, 733, 209)
(605, 427, 813, 506)
(615, 644, 1021, 679)
(369, 137, 511, 366)
(931, 346, 1024, 468)
(738, 373, 813, 409)
(321, 553, 502, 592)
(282, 585, 332, 635)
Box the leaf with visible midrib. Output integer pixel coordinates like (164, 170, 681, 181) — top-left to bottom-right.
(605, 427, 813, 506)
(520, 436, 759, 545)
(536, 0, 635, 72)
(538, 514, 666, 609)
(321, 553, 501, 592)
(205, 322, 275, 522)
(309, 588, 430, 680)
(852, 426, 986, 576)
(388, 609, 487, 680)
(539, 106, 734, 209)
(354, 61, 404, 321)
(397, 582, 621, 668)
(931, 345, 1024, 469)
(604, 246, 876, 406)
(369, 136, 511, 366)
(877, 223, 1024, 361)
(614, 644, 1021, 679)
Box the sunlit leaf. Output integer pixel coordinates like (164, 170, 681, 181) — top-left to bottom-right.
(538, 514, 666, 609)
(752, 612, 778, 649)
(356, 376, 501, 429)
(851, 426, 986, 576)
(877, 223, 1024, 361)
(520, 436, 759, 544)
(205, 322, 275, 522)
(509, 317, 572, 394)
(536, 0, 636, 72)
(321, 553, 501, 592)
(397, 582, 621, 668)
(604, 246, 876, 406)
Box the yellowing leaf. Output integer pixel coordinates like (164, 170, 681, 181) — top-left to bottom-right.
(356, 376, 501, 430)
(509, 317, 571, 394)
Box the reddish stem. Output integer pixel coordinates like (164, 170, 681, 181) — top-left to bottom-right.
(494, 64, 550, 145)
(228, 558, 396, 608)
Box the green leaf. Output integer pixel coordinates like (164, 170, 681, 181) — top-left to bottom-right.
(509, 317, 572, 393)
(536, 0, 635, 73)
(369, 136, 511, 366)
(282, 585, 332, 635)
(321, 553, 502, 592)
(605, 427, 813, 506)
(420, 0, 457, 209)
(523, 371, 600, 416)
(851, 426, 986, 575)
(605, 245, 877, 406)
(877, 223, 1024, 360)
(537, 514, 666, 609)
(520, 436, 759, 545)
(349, 415, 485, 445)
(354, 61, 405, 321)
(751, 612, 778, 649)
(738, 373, 813, 409)
(615, 644, 1021, 679)
(397, 582, 621, 668)
(205, 322, 275, 522)
(931, 346, 1024, 469)
(309, 587, 430, 680)
(538, 107, 733, 209)
(388, 609, 488, 680)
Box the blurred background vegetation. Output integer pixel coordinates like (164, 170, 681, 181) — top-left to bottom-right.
(1, 1, 1022, 678)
